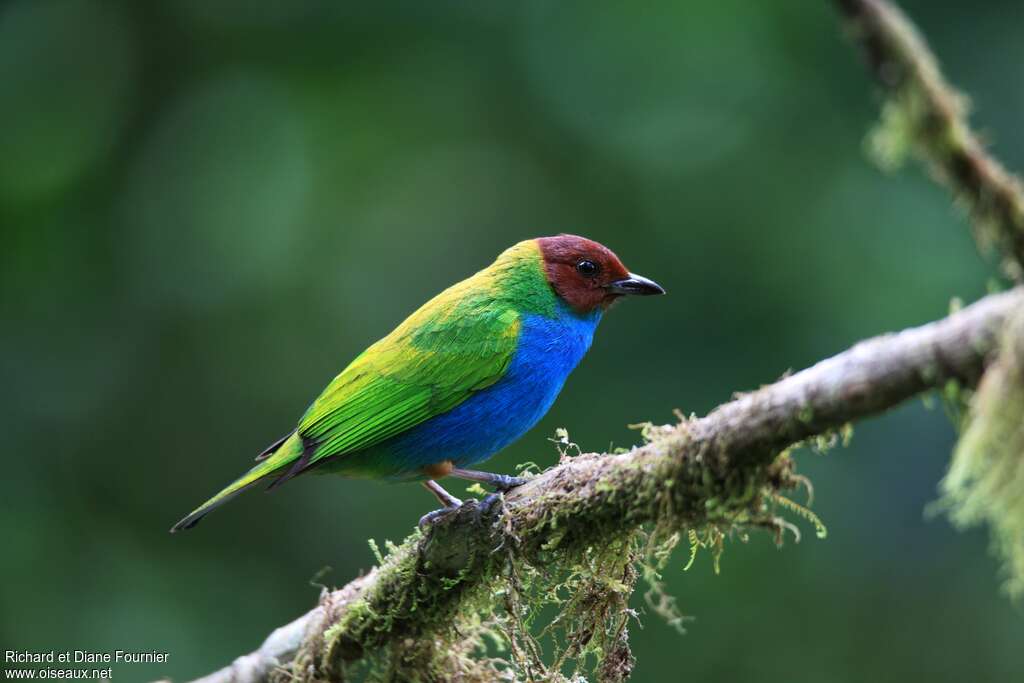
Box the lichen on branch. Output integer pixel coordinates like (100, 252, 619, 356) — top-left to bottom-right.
(941, 308, 1024, 597)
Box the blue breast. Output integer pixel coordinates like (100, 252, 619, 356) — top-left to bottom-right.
(357, 301, 601, 479)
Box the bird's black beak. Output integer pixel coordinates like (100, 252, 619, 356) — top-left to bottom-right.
(606, 273, 666, 296)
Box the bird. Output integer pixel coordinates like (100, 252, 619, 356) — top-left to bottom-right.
(170, 235, 664, 532)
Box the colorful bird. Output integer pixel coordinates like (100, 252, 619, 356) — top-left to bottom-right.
(171, 235, 664, 532)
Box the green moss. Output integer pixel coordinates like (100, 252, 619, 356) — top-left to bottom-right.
(367, 538, 384, 565)
(940, 378, 972, 430)
(941, 311, 1024, 597)
(773, 494, 828, 540)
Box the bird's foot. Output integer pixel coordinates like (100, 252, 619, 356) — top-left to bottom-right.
(450, 468, 528, 493)
(418, 494, 508, 529)
(419, 479, 463, 528)
(418, 475, 520, 529)
(479, 492, 503, 516)
(490, 474, 527, 493)
(418, 504, 460, 528)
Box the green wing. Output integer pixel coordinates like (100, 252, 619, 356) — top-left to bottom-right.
(169, 247, 547, 532)
(298, 301, 521, 466)
(169, 292, 521, 532)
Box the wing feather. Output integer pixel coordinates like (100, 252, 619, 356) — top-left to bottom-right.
(297, 303, 520, 467)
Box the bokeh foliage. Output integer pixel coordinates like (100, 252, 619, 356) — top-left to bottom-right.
(1, 0, 1021, 680)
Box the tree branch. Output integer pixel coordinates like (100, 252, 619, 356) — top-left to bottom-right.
(189, 287, 1023, 683)
(834, 0, 1024, 279)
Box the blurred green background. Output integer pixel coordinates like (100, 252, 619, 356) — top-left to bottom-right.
(2, 0, 1021, 680)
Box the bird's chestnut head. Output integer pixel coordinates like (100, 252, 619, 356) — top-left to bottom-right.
(537, 234, 665, 314)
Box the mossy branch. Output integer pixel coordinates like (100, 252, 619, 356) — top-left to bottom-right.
(190, 288, 1023, 683)
(834, 0, 1024, 280)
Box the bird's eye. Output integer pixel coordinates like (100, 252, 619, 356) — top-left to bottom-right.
(576, 259, 599, 277)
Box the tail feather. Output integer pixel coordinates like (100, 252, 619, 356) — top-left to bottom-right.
(255, 431, 293, 461)
(265, 435, 317, 490)
(169, 475, 267, 532)
(170, 433, 303, 533)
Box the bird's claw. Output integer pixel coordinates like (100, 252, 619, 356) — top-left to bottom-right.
(490, 474, 527, 493)
(418, 493, 507, 529)
(478, 492, 503, 516)
(418, 493, 463, 528)
(418, 506, 456, 528)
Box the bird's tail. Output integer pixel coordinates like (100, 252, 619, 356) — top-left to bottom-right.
(170, 432, 301, 533)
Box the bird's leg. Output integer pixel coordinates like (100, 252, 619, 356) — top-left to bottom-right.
(449, 468, 528, 516)
(418, 480, 463, 527)
(449, 468, 527, 492)
(419, 468, 527, 527)
(424, 479, 462, 507)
